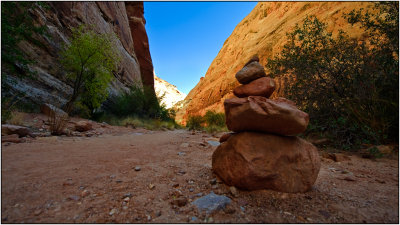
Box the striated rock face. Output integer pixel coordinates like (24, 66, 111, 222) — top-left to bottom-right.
(126, 2, 155, 90)
(3, 2, 154, 107)
(176, 2, 372, 124)
(154, 75, 187, 109)
(212, 132, 321, 193)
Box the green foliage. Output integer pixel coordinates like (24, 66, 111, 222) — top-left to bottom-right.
(367, 146, 384, 159)
(103, 84, 175, 122)
(60, 25, 120, 114)
(204, 110, 226, 127)
(267, 5, 398, 149)
(95, 114, 181, 130)
(186, 115, 205, 131)
(187, 110, 227, 132)
(1, 2, 48, 78)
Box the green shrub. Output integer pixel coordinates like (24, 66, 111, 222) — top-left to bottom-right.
(204, 110, 225, 127)
(103, 84, 174, 122)
(267, 4, 398, 149)
(186, 115, 204, 131)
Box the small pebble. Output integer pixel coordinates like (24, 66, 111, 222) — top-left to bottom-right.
(210, 178, 217, 185)
(123, 197, 130, 202)
(123, 193, 133, 198)
(155, 210, 162, 217)
(67, 195, 80, 201)
(110, 174, 116, 179)
(229, 186, 238, 197)
(149, 184, 155, 190)
(147, 215, 152, 221)
(177, 170, 186, 175)
(134, 166, 141, 171)
(189, 188, 194, 192)
(80, 190, 90, 197)
(116, 179, 123, 183)
(33, 209, 42, 216)
(109, 208, 118, 216)
(172, 183, 179, 188)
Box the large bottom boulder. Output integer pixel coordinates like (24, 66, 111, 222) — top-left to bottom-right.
(212, 132, 320, 193)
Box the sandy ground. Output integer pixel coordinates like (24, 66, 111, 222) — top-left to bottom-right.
(1, 116, 399, 223)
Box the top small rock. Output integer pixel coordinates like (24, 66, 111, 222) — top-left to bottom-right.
(235, 61, 267, 84)
(244, 55, 259, 67)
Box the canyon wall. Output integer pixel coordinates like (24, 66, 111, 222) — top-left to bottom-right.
(3, 2, 154, 107)
(126, 2, 155, 91)
(176, 2, 372, 124)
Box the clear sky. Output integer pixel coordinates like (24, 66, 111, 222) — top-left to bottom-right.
(144, 2, 258, 95)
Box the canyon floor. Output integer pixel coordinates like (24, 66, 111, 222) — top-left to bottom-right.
(1, 115, 399, 223)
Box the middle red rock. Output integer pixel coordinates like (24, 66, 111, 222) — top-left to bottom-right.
(224, 96, 309, 136)
(233, 77, 276, 98)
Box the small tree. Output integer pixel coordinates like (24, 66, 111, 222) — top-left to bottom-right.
(61, 25, 120, 114)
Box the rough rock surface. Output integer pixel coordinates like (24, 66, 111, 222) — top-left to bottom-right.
(74, 121, 93, 132)
(125, 2, 155, 90)
(3, 2, 154, 106)
(235, 61, 267, 84)
(224, 96, 309, 136)
(176, 2, 372, 124)
(1, 134, 22, 143)
(2, 125, 33, 138)
(40, 103, 68, 117)
(233, 77, 275, 98)
(192, 192, 231, 214)
(212, 132, 321, 193)
(219, 132, 234, 143)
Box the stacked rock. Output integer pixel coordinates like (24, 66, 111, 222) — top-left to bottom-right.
(212, 56, 321, 193)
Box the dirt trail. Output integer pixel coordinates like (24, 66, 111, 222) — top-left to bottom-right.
(1, 126, 398, 223)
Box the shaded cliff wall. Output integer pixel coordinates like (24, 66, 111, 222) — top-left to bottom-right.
(3, 2, 154, 108)
(125, 2, 155, 90)
(175, 2, 372, 124)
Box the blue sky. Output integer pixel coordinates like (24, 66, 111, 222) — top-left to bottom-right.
(144, 2, 257, 95)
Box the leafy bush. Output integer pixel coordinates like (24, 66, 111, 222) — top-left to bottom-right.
(204, 110, 225, 127)
(103, 84, 174, 122)
(267, 3, 398, 149)
(187, 110, 227, 132)
(95, 114, 181, 130)
(186, 115, 204, 131)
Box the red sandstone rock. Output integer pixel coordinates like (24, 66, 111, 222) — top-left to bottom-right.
(224, 96, 309, 136)
(219, 133, 234, 143)
(244, 55, 259, 67)
(233, 77, 276, 98)
(235, 61, 267, 84)
(212, 132, 321, 193)
(41, 103, 68, 117)
(74, 121, 93, 132)
(2, 134, 22, 143)
(2, 124, 33, 138)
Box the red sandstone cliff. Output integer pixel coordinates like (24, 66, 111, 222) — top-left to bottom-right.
(3, 2, 154, 106)
(126, 2, 155, 90)
(175, 2, 372, 124)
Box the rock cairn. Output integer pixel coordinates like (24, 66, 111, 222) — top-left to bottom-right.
(212, 56, 321, 193)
